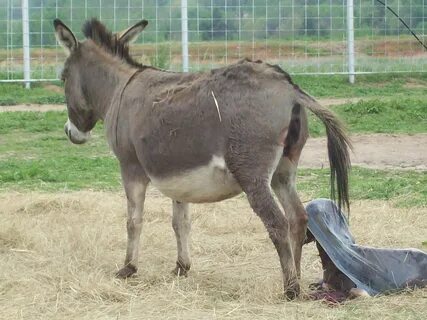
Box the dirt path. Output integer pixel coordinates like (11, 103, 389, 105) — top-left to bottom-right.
(301, 133, 427, 170)
(0, 98, 363, 113)
(1, 102, 426, 170)
(0, 104, 65, 112)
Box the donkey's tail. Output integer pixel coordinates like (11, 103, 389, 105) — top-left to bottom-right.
(296, 90, 352, 212)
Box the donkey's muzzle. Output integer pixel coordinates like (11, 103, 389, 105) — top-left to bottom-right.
(64, 119, 91, 144)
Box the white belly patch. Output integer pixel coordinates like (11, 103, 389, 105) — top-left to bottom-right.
(149, 156, 242, 203)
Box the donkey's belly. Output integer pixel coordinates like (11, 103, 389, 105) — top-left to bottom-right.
(149, 156, 242, 203)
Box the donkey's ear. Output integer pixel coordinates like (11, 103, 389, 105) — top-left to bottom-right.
(53, 19, 77, 54)
(117, 20, 148, 44)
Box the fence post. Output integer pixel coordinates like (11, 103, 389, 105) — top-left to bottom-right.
(22, 0, 31, 88)
(181, 0, 189, 72)
(347, 0, 355, 84)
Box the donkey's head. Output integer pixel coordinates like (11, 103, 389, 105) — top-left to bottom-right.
(53, 18, 147, 144)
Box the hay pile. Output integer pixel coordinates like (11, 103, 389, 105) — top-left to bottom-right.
(0, 190, 425, 319)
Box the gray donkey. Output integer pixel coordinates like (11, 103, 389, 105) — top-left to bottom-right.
(54, 18, 351, 299)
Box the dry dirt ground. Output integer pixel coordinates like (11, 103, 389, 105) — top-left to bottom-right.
(0, 191, 426, 319)
(301, 133, 427, 170)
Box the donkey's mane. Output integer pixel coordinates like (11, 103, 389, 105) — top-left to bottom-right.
(82, 18, 146, 69)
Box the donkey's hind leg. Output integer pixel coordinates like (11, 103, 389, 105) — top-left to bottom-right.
(271, 157, 307, 279)
(116, 163, 149, 279)
(172, 200, 192, 276)
(229, 147, 299, 299)
(242, 176, 299, 299)
(271, 103, 308, 278)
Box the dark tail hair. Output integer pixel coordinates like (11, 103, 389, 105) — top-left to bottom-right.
(297, 91, 352, 212)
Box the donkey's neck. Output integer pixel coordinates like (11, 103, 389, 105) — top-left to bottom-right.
(79, 52, 137, 120)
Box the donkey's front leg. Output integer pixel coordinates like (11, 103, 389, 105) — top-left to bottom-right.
(116, 164, 149, 278)
(172, 200, 192, 276)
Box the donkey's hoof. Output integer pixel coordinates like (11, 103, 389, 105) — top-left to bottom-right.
(172, 261, 190, 277)
(284, 283, 301, 300)
(116, 264, 137, 279)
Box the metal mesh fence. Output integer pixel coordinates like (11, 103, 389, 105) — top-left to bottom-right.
(0, 0, 426, 83)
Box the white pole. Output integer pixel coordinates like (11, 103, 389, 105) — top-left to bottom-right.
(181, 0, 189, 72)
(22, 0, 31, 88)
(347, 0, 355, 84)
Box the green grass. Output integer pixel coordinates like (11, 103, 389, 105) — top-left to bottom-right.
(298, 168, 426, 208)
(308, 97, 427, 137)
(0, 156, 120, 191)
(1, 157, 425, 207)
(338, 99, 427, 134)
(0, 111, 66, 134)
(0, 110, 425, 207)
(0, 111, 117, 190)
(294, 73, 427, 98)
(2, 98, 425, 139)
(1, 73, 426, 106)
(0, 82, 65, 106)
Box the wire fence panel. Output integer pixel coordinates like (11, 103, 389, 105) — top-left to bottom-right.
(0, 0, 426, 83)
